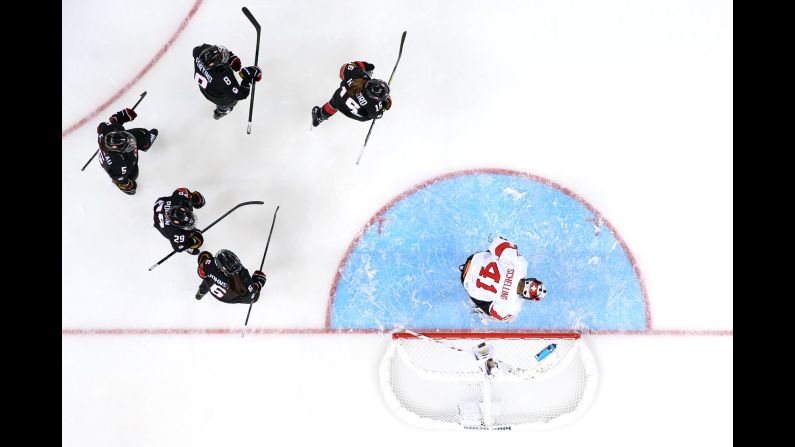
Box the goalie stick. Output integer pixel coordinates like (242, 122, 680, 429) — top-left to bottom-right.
(81, 91, 147, 171)
(242, 7, 261, 135)
(148, 200, 265, 271)
(355, 31, 407, 165)
(242, 205, 280, 336)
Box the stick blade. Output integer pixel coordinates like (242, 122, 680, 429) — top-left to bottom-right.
(242, 7, 261, 30)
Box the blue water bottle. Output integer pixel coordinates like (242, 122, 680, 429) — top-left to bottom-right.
(535, 343, 557, 361)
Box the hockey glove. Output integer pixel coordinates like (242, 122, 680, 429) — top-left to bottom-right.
(190, 191, 206, 208)
(240, 66, 262, 82)
(229, 55, 242, 72)
(116, 178, 137, 195)
(189, 230, 204, 249)
(252, 270, 267, 288)
(110, 108, 137, 124)
(381, 97, 392, 111)
(354, 61, 375, 77)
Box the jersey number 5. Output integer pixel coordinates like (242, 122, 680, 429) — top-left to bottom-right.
(475, 262, 501, 294)
(210, 284, 226, 298)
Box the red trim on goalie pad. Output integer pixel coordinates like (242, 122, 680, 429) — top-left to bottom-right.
(494, 241, 515, 257)
(489, 305, 506, 320)
(393, 332, 581, 340)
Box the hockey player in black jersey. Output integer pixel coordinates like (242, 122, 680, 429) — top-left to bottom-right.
(153, 188, 206, 255)
(192, 44, 263, 120)
(312, 61, 392, 127)
(96, 108, 158, 195)
(195, 249, 267, 304)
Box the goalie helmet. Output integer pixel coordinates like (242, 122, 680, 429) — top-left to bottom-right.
(199, 45, 230, 68)
(166, 205, 196, 230)
(364, 79, 389, 101)
(103, 131, 136, 153)
(521, 278, 547, 301)
(215, 249, 242, 276)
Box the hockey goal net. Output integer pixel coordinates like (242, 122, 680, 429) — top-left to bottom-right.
(379, 331, 598, 430)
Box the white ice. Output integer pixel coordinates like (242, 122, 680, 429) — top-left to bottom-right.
(62, 0, 733, 445)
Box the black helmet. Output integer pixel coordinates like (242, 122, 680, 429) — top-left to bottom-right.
(215, 249, 242, 276)
(104, 131, 135, 153)
(199, 45, 229, 68)
(167, 205, 196, 229)
(364, 79, 389, 101)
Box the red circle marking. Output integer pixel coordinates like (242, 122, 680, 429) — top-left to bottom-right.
(325, 168, 653, 330)
(61, 0, 204, 138)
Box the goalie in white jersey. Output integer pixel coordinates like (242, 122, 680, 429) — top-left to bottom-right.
(459, 237, 547, 322)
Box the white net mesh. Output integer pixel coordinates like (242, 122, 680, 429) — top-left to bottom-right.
(379, 332, 598, 430)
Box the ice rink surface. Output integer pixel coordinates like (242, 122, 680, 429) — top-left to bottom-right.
(62, 0, 732, 445)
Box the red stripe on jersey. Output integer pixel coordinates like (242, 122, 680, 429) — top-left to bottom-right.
(323, 103, 337, 115)
(489, 305, 505, 320)
(494, 241, 515, 257)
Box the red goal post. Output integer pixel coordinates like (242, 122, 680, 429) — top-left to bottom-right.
(380, 331, 598, 430)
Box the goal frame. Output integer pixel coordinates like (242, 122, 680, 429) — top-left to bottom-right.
(380, 331, 598, 431)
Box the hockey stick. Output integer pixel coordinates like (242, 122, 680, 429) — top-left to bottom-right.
(243, 205, 280, 333)
(148, 200, 265, 271)
(401, 329, 556, 380)
(355, 31, 407, 165)
(242, 7, 261, 135)
(81, 91, 147, 171)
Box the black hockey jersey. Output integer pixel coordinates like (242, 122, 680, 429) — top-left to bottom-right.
(330, 61, 388, 122)
(96, 121, 138, 182)
(193, 44, 251, 106)
(197, 254, 261, 304)
(153, 188, 201, 253)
